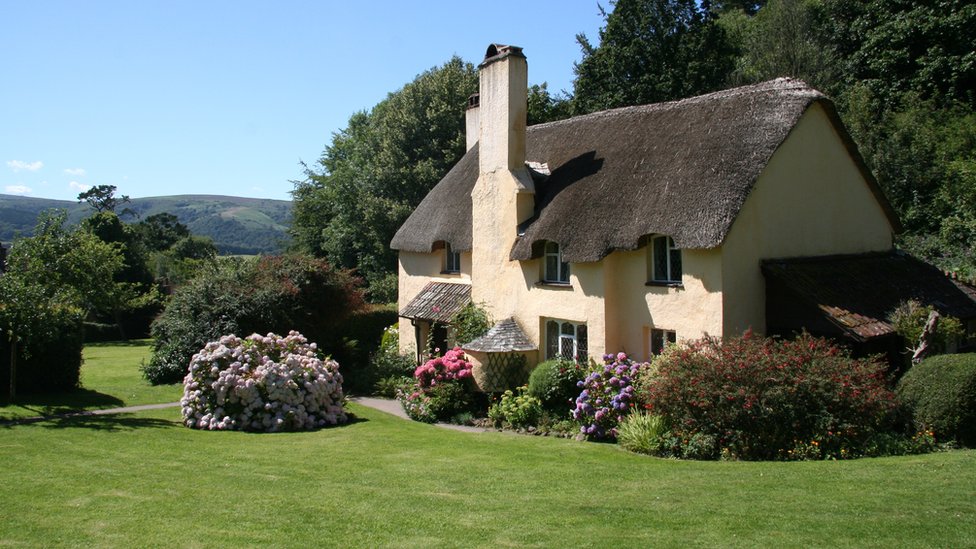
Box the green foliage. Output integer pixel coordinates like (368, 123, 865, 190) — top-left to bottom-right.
(888, 299, 965, 356)
(291, 58, 478, 299)
(398, 380, 473, 424)
(450, 303, 492, 346)
(572, 0, 737, 113)
(617, 411, 668, 455)
(721, 0, 838, 90)
(526, 358, 586, 416)
(134, 213, 190, 253)
(77, 184, 131, 214)
(0, 210, 125, 397)
(144, 255, 365, 384)
(488, 385, 543, 429)
(368, 324, 415, 396)
(897, 353, 976, 447)
(645, 332, 901, 460)
(527, 83, 573, 125)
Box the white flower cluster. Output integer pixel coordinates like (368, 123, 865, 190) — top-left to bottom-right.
(180, 331, 347, 431)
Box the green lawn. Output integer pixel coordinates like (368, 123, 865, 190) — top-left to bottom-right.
(1, 343, 974, 547)
(0, 340, 183, 421)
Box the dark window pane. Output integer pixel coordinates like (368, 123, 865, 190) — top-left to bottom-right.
(669, 240, 681, 282)
(653, 236, 668, 281)
(546, 321, 558, 359)
(560, 261, 570, 283)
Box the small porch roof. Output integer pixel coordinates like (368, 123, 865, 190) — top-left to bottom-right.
(463, 317, 537, 353)
(399, 281, 471, 324)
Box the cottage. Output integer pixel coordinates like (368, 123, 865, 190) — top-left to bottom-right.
(391, 44, 976, 390)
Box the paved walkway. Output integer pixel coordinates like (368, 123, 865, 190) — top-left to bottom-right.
(5, 397, 490, 433)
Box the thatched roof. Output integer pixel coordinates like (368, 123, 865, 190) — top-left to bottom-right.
(763, 252, 976, 341)
(390, 78, 900, 262)
(462, 317, 537, 353)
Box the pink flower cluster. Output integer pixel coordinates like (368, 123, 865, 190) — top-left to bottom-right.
(180, 331, 347, 432)
(413, 346, 472, 388)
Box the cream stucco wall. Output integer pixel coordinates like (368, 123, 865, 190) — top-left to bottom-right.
(602, 247, 724, 361)
(397, 250, 471, 357)
(720, 102, 895, 336)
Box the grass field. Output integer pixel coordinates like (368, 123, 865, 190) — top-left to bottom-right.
(1, 343, 974, 547)
(0, 340, 182, 421)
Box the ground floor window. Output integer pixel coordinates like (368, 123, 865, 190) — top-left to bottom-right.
(650, 328, 677, 356)
(545, 319, 587, 363)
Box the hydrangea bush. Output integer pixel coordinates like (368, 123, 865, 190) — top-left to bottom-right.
(572, 353, 645, 439)
(397, 346, 475, 423)
(181, 331, 347, 431)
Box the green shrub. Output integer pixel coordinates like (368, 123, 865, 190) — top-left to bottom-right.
(365, 323, 416, 396)
(897, 353, 976, 446)
(0, 305, 84, 395)
(145, 255, 365, 384)
(488, 386, 543, 429)
(527, 358, 586, 416)
(617, 411, 668, 455)
(644, 332, 900, 460)
(450, 303, 491, 346)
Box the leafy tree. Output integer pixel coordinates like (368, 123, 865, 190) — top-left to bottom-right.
(291, 57, 478, 301)
(572, 0, 737, 113)
(527, 83, 574, 125)
(0, 210, 123, 398)
(144, 254, 365, 384)
(77, 184, 132, 214)
(722, 0, 838, 91)
(134, 213, 190, 253)
(820, 0, 976, 108)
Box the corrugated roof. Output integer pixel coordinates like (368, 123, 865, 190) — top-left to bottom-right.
(390, 78, 901, 261)
(462, 317, 537, 352)
(762, 252, 976, 340)
(399, 281, 471, 323)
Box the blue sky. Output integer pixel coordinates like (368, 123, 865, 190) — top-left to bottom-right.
(1, 1, 604, 202)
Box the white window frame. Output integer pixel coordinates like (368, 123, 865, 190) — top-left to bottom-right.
(543, 241, 570, 284)
(650, 235, 682, 284)
(444, 242, 461, 273)
(545, 319, 588, 363)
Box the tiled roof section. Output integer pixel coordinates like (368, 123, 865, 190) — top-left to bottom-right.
(399, 282, 471, 323)
(762, 252, 976, 340)
(463, 317, 537, 352)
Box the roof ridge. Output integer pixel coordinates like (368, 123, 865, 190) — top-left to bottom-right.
(529, 78, 823, 133)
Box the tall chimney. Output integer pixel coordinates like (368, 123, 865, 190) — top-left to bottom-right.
(478, 44, 527, 174)
(465, 93, 480, 151)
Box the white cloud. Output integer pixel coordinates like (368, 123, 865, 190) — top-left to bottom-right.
(64, 168, 86, 176)
(6, 160, 43, 172)
(5, 184, 32, 195)
(69, 181, 91, 192)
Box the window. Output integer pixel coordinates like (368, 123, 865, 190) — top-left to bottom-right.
(545, 319, 587, 363)
(650, 235, 682, 284)
(444, 243, 461, 273)
(650, 328, 676, 356)
(544, 242, 570, 283)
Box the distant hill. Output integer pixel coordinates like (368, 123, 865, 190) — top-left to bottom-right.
(0, 194, 292, 255)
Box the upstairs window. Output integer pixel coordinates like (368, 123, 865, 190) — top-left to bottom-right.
(545, 319, 588, 364)
(544, 242, 570, 283)
(444, 243, 461, 273)
(650, 235, 682, 284)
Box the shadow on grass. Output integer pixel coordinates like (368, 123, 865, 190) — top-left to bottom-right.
(84, 339, 153, 348)
(1, 412, 180, 431)
(0, 388, 125, 421)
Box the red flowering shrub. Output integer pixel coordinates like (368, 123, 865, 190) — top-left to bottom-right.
(643, 331, 899, 460)
(413, 347, 473, 388)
